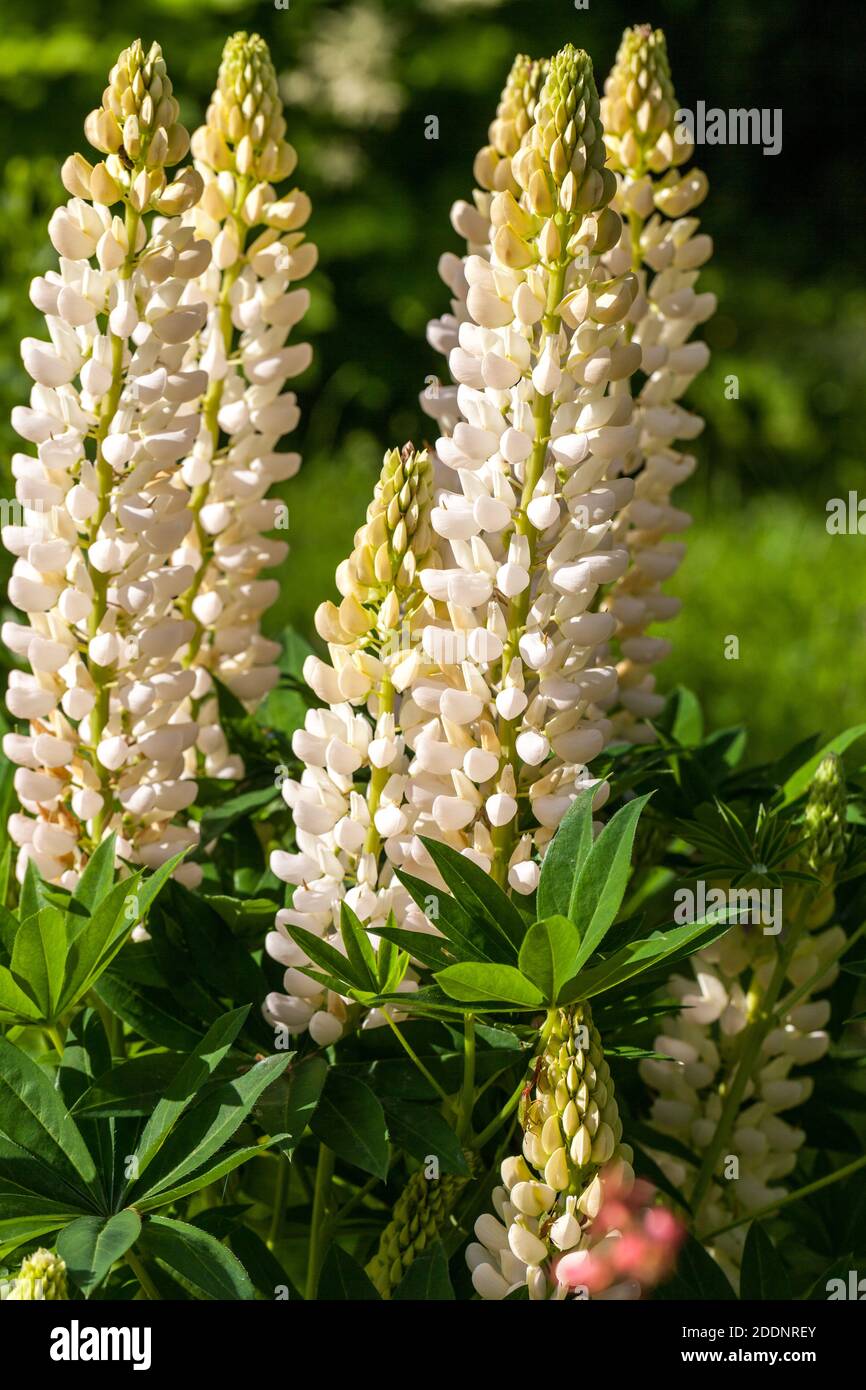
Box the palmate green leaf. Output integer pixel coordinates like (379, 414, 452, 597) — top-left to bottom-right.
(0, 1036, 99, 1204)
(419, 835, 526, 954)
(569, 794, 652, 974)
(56, 1209, 141, 1296)
(124, 1053, 291, 1203)
(73, 1053, 189, 1119)
(134, 1144, 270, 1213)
(654, 1233, 736, 1301)
(435, 962, 544, 1010)
(0, 899, 17, 957)
(393, 1241, 454, 1300)
(373, 926, 456, 972)
(375, 931, 410, 995)
(318, 1243, 381, 1300)
(130, 1008, 251, 1182)
(311, 1071, 389, 1180)
(10, 905, 66, 1019)
(140, 1214, 254, 1300)
(58, 1008, 112, 1111)
(339, 902, 378, 990)
(281, 919, 371, 994)
(536, 785, 595, 920)
(93, 972, 204, 1052)
(395, 867, 503, 964)
(560, 911, 736, 1004)
(518, 916, 582, 1004)
(381, 1098, 469, 1175)
(254, 1055, 327, 1158)
(739, 1220, 793, 1299)
(70, 833, 117, 914)
(0, 963, 41, 1022)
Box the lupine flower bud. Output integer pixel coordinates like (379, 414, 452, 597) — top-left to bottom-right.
(2, 1248, 68, 1300)
(177, 32, 314, 779)
(4, 40, 208, 886)
(804, 753, 848, 873)
(366, 1167, 471, 1298)
(600, 27, 714, 741)
(266, 445, 438, 1038)
(468, 1005, 634, 1299)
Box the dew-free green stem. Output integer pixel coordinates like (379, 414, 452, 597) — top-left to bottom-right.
(125, 1246, 161, 1301)
(380, 1008, 455, 1112)
(457, 1014, 476, 1141)
(305, 1143, 335, 1300)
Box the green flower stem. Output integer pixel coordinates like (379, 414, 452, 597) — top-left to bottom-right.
(472, 1070, 527, 1150)
(380, 1009, 455, 1113)
(490, 257, 568, 887)
(703, 1153, 866, 1242)
(457, 1014, 476, 1141)
(690, 891, 813, 1215)
(267, 1154, 290, 1251)
(125, 1246, 161, 1301)
(46, 1024, 65, 1058)
(305, 1143, 335, 1300)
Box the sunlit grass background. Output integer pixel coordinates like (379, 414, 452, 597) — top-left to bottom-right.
(0, 0, 863, 762)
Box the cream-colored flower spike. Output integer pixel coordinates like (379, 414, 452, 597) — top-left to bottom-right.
(3, 40, 209, 886)
(468, 1005, 634, 1299)
(178, 32, 315, 779)
(266, 444, 440, 1043)
(600, 26, 715, 740)
(641, 756, 848, 1284)
(404, 44, 641, 897)
(425, 54, 549, 433)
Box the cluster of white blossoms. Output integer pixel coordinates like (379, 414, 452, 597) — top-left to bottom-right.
(640, 756, 848, 1285)
(599, 26, 715, 741)
(408, 43, 642, 896)
(266, 444, 438, 1043)
(3, 32, 310, 884)
(3, 40, 209, 886)
(179, 32, 315, 779)
(468, 1004, 635, 1300)
(265, 45, 649, 1041)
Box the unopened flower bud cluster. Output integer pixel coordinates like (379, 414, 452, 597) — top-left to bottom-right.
(468, 1005, 636, 1299)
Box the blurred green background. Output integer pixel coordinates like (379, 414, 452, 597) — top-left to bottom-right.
(0, 0, 863, 762)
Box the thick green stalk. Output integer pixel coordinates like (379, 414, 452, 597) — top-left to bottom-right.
(305, 1143, 335, 1299)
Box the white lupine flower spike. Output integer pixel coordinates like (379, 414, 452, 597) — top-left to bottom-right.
(640, 756, 849, 1285)
(266, 443, 439, 1042)
(179, 31, 315, 778)
(4, 39, 208, 887)
(600, 26, 715, 741)
(411, 43, 641, 897)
